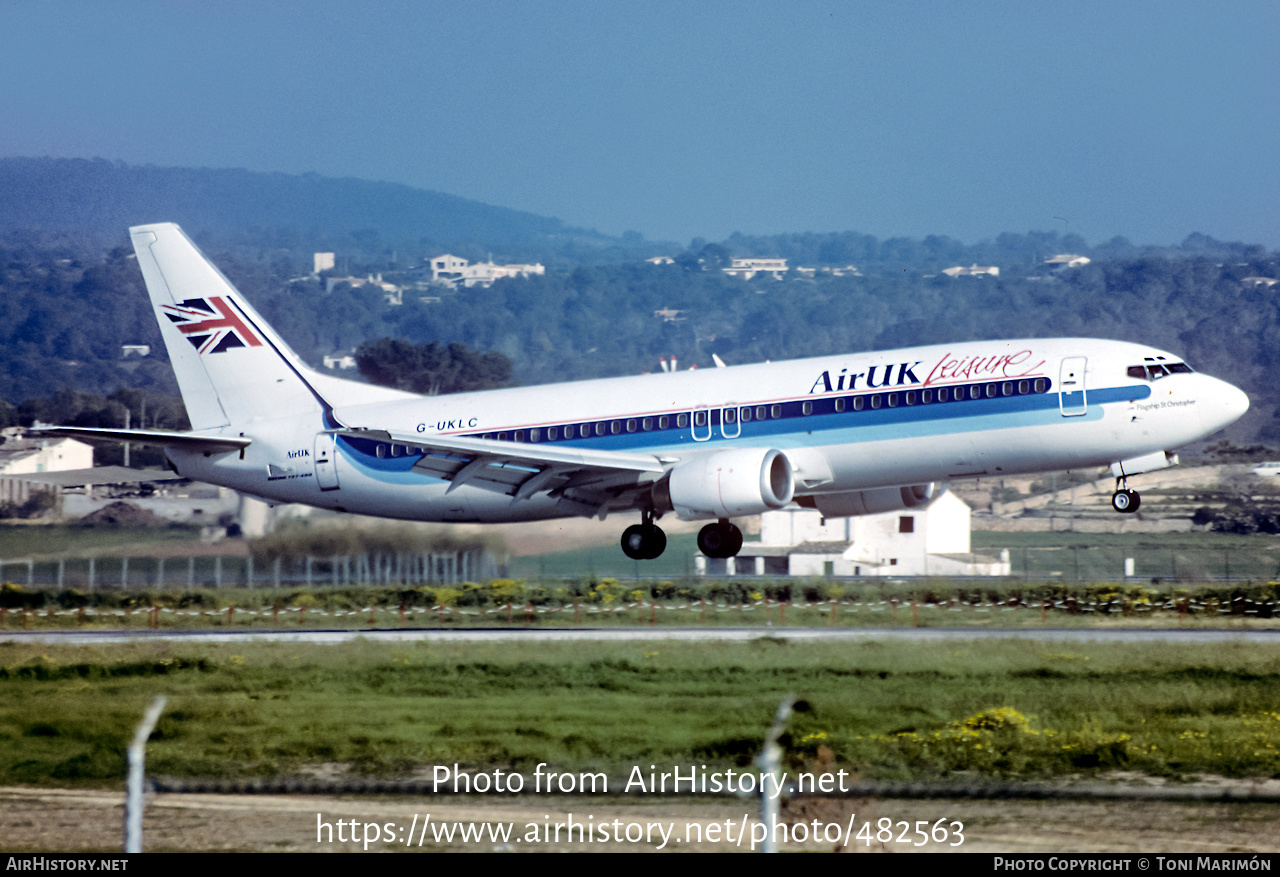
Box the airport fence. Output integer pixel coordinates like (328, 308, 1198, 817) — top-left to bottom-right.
(0, 548, 498, 591)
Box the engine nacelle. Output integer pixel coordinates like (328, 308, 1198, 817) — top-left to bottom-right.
(799, 483, 945, 517)
(657, 448, 795, 520)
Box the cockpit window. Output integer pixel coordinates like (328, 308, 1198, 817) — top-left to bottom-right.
(1127, 362, 1193, 381)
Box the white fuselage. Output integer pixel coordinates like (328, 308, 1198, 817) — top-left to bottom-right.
(165, 337, 1249, 524)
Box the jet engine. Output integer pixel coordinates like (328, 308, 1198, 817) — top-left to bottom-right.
(655, 448, 794, 519)
(797, 483, 945, 517)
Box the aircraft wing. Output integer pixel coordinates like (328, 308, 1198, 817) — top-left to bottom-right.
(29, 426, 251, 452)
(332, 428, 671, 510)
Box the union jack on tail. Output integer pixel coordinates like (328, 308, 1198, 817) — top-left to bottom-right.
(161, 296, 263, 354)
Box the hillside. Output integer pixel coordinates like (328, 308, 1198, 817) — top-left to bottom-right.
(0, 157, 666, 265)
(0, 157, 1276, 450)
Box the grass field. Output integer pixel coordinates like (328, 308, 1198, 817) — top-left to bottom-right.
(3, 637, 1279, 788)
(0, 523, 204, 561)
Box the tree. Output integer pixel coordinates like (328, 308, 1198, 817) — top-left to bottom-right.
(355, 338, 512, 395)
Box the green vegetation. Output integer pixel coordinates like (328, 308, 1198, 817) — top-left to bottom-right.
(1, 638, 1278, 786)
(2, 576, 1279, 630)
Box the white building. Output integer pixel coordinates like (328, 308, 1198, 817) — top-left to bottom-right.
(942, 264, 1000, 277)
(1045, 254, 1091, 269)
(430, 254, 469, 282)
(313, 252, 336, 274)
(429, 255, 545, 287)
(0, 434, 93, 507)
(700, 492, 1010, 577)
(723, 258, 788, 280)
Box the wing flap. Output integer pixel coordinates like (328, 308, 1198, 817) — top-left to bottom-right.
(333, 428, 666, 502)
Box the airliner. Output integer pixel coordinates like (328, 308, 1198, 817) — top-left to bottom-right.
(41, 223, 1250, 560)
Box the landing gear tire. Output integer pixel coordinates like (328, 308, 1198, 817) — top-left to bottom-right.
(1111, 489, 1141, 514)
(697, 520, 744, 558)
(621, 524, 667, 559)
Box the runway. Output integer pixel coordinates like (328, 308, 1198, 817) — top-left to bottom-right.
(4, 626, 1280, 645)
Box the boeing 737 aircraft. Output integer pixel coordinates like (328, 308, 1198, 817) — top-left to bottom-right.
(42, 223, 1250, 560)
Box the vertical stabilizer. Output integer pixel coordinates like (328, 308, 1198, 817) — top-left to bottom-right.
(130, 223, 328, 429)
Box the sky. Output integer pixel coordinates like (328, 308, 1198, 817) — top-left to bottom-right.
(1, 0, 1276, 248)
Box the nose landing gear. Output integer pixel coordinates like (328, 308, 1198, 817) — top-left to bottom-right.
(1111, 476, 1141, 514)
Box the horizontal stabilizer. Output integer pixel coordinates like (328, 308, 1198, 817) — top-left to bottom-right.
(30, 426, 251, 452)
(19, 466, 185, 487)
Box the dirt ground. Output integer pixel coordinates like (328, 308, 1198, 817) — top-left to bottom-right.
(3, 786, 1278, 853)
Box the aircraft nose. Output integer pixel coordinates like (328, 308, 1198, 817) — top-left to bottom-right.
(1201, 378, 1250, 434)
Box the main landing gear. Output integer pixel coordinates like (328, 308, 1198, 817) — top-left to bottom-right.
(621, 509, 667, 559)
(619, 514, 745, 560)
(1111, 476, 1141, 514)
(697, 518, 744, 559)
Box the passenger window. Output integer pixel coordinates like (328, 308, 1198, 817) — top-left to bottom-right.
(887, 393, 898, 407)
(724, 408, 737, 423)
(659, 415, 669, 429)
(610, 421, 620, 434)
(563, 425, 574, 439)
(547, 426, 558, 440)
(853, 397, 864, 411)
(375, 444, 386, 458)
(937, 387, 949, 402)
(1002, 382, 1012, 396)
(741, 408, 753, 421)
(626, 419, 636, 433)
(834, 398, 845, 412)
(1034, 378, 1047, 393)
(756, 406, 767, 420)
(390, 444, 402, 457)
(770, 405, 781, 418)
(513, 431, 524, 442)
(529, 429, 540, 442)
(870, 395, 881, 409)
(985, 384, 996, 398)
(694, 411, 707, 427)
(904, 391, 916, 405)
(970, 386, 981, 400)
(642, 417, 652, 430)
(677, 413, 689, 428)
(498, 432, 508, 441)
(921, 389, 933, 404)
(595, 422, 606, 436)
(1018, 380, 1029, 394)
(802, 401, 813, 415)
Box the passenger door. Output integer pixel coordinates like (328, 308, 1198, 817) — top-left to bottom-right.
(1059, 357, 1087, 416)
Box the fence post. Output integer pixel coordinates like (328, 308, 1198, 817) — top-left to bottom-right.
(123, 696, 166, 854)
